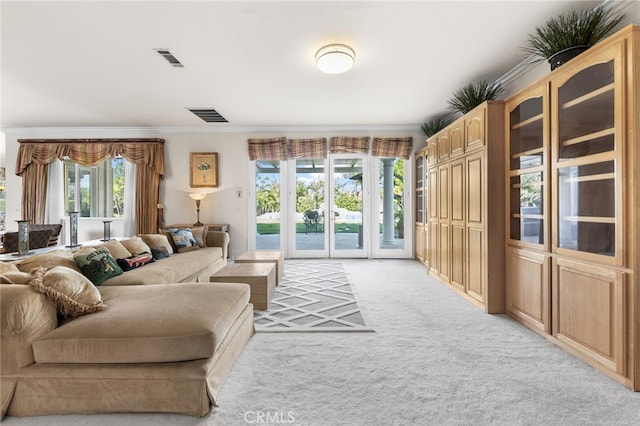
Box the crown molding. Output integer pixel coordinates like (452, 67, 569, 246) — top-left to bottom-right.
(1, 124, 422, 136)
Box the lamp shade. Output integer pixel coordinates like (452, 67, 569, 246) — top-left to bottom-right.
(189, 193, 207, 201)
(315, 44, 355, 74)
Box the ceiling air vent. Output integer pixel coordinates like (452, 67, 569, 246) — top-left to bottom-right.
(188, 108, 228, 123)
(154, 48, 184, 68)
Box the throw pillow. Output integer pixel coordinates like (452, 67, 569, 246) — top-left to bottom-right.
(1, 271, 32, 284)
(96, 240, 132, 260)
(190, 227, 206, 248)
(116, 252, 154, 271)
(150, 246, 171, 260)
(17, 250, 83, 274)
(169, 228, 200, 253)
(160, 230, 178, 253)
(120, 237, 152, 256)
(0, 261, 19, 274)
(29, 266, 108, 318)
(139, 234, 174, 255)
(73, 247, 123, 286)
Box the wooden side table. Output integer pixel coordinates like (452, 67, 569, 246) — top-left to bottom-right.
(210, 263, 275, 311)
(234, 251, 284, 285)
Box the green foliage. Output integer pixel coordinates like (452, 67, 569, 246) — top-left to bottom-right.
(420, 115, 454, 137)
(296, 178, 324, 213)
(255, 175, 280, 215)
(448, 80, 504, 114)
(524, 4, 626, 61)
(520, 174, 542, 207)
(112, 159, 125, 217)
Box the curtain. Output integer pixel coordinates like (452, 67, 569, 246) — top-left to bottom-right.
(247, 137, 288, 161)
(44, 159, 64, 227)
(16, 139, 164, 233)
(371, 137, 413, 159)
(329, 137, 370, 154)
(287, 138, 327, 159)
(123, 160, 137, 236)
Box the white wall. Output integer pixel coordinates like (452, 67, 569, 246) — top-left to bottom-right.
(3, 128, 423, 257)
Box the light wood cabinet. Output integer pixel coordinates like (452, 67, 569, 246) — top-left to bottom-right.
(414, 149, 427, 264)
(505, 25, 640, 390)
(420, 101, 505, 313)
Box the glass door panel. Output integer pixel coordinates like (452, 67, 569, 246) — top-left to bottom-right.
(378, 158, 405, 250)
(255, 160, 282, 250)
(294, 159, 327, 256)
(330, 155, 367, 257)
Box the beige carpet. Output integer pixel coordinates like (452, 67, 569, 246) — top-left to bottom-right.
(3, 259, 640, 426)
(254, 261, 374, 332)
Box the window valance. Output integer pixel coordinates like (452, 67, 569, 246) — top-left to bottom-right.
(371, 137, 413, 159)
(16, 139, 165, 177)
(247, 137, 288, 161)
(287, 138, 327, 159)
(329, 137, 370, 154)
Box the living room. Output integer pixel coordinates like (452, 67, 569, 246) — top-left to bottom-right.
(3, 1, 640, 425)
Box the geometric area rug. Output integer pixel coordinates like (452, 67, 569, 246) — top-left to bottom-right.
(253, 261, 374, 332)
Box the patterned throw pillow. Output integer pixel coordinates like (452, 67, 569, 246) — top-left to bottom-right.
(116, 252, 154, 271)
(169, 228, 200, 253)
(150, 246, 171, 260)
(73, 247, 123, 286)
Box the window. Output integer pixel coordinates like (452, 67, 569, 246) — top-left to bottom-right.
(63, 157, 125, 218)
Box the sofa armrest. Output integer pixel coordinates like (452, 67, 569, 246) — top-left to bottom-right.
(1, 285, 57, 372)
(205, 231, 229, 260)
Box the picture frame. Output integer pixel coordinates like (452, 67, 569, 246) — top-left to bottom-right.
(190, 152, 219, 188)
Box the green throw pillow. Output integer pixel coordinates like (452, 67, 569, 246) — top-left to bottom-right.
(74, 247, 123, 286)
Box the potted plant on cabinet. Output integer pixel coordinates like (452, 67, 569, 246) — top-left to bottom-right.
(447, 80, 504, 115)
(523, 3, 626, 70)
(420, 114, 455, 137)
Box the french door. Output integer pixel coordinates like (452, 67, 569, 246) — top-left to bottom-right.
(251, 153, 411, 259)
(290, 154, 368, 258)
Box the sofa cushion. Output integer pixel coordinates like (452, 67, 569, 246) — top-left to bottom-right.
(1, 271, 32, 284)
(31, 282, 251, 364)
(29, 266, 108, 318)
(74, 247, 123, 286)
(150, 246, 171, 260)
(116, 252, 154, 271)
(120, 237, 152, 256)
(168, 228, 199, 253)
(16, 250, 82, 274)
(94, 240, 132, 260)
(139, 234, 174, 254)
(190, 227, 206, 248)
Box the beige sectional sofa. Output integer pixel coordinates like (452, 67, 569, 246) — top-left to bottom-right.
(0, 227, 255, 418)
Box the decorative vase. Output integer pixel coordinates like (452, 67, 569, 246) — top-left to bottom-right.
(548, 45, 589, 70)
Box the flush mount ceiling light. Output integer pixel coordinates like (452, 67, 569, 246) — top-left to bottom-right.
(315, 43, 355, 74)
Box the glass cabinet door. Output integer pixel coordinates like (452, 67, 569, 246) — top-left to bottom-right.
(553, 46, 622, 260)
(507, 87, 547, 247)
(415, 155, 424, 224)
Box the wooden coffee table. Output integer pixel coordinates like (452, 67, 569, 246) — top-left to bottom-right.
(210, 263, 276, 310)
(234, 251, 284, 285)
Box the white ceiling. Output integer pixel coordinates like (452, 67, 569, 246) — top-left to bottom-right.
(3, 0, 634, 131)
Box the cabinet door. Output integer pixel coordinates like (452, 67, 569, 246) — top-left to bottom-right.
(427, 138, 438, 165)
(552, 258, 625, 374)
(450, 118, 465, 158)
(551, 42, 624, 265)
(450, 159, 465, 290)
(466, 154, 484, 302)
(415, 224, 425, 263)
(437, 131, 450, 163)
(415, 154, 425, 224)
(465, 107, 485, 151)
(506, 83, 548, 250)
(506, 248, 550, 334)
(428, 167, 439, 274)
(438, 164, 450, 282)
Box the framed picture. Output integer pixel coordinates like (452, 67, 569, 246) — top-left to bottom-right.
(190, 152, 219, 188)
